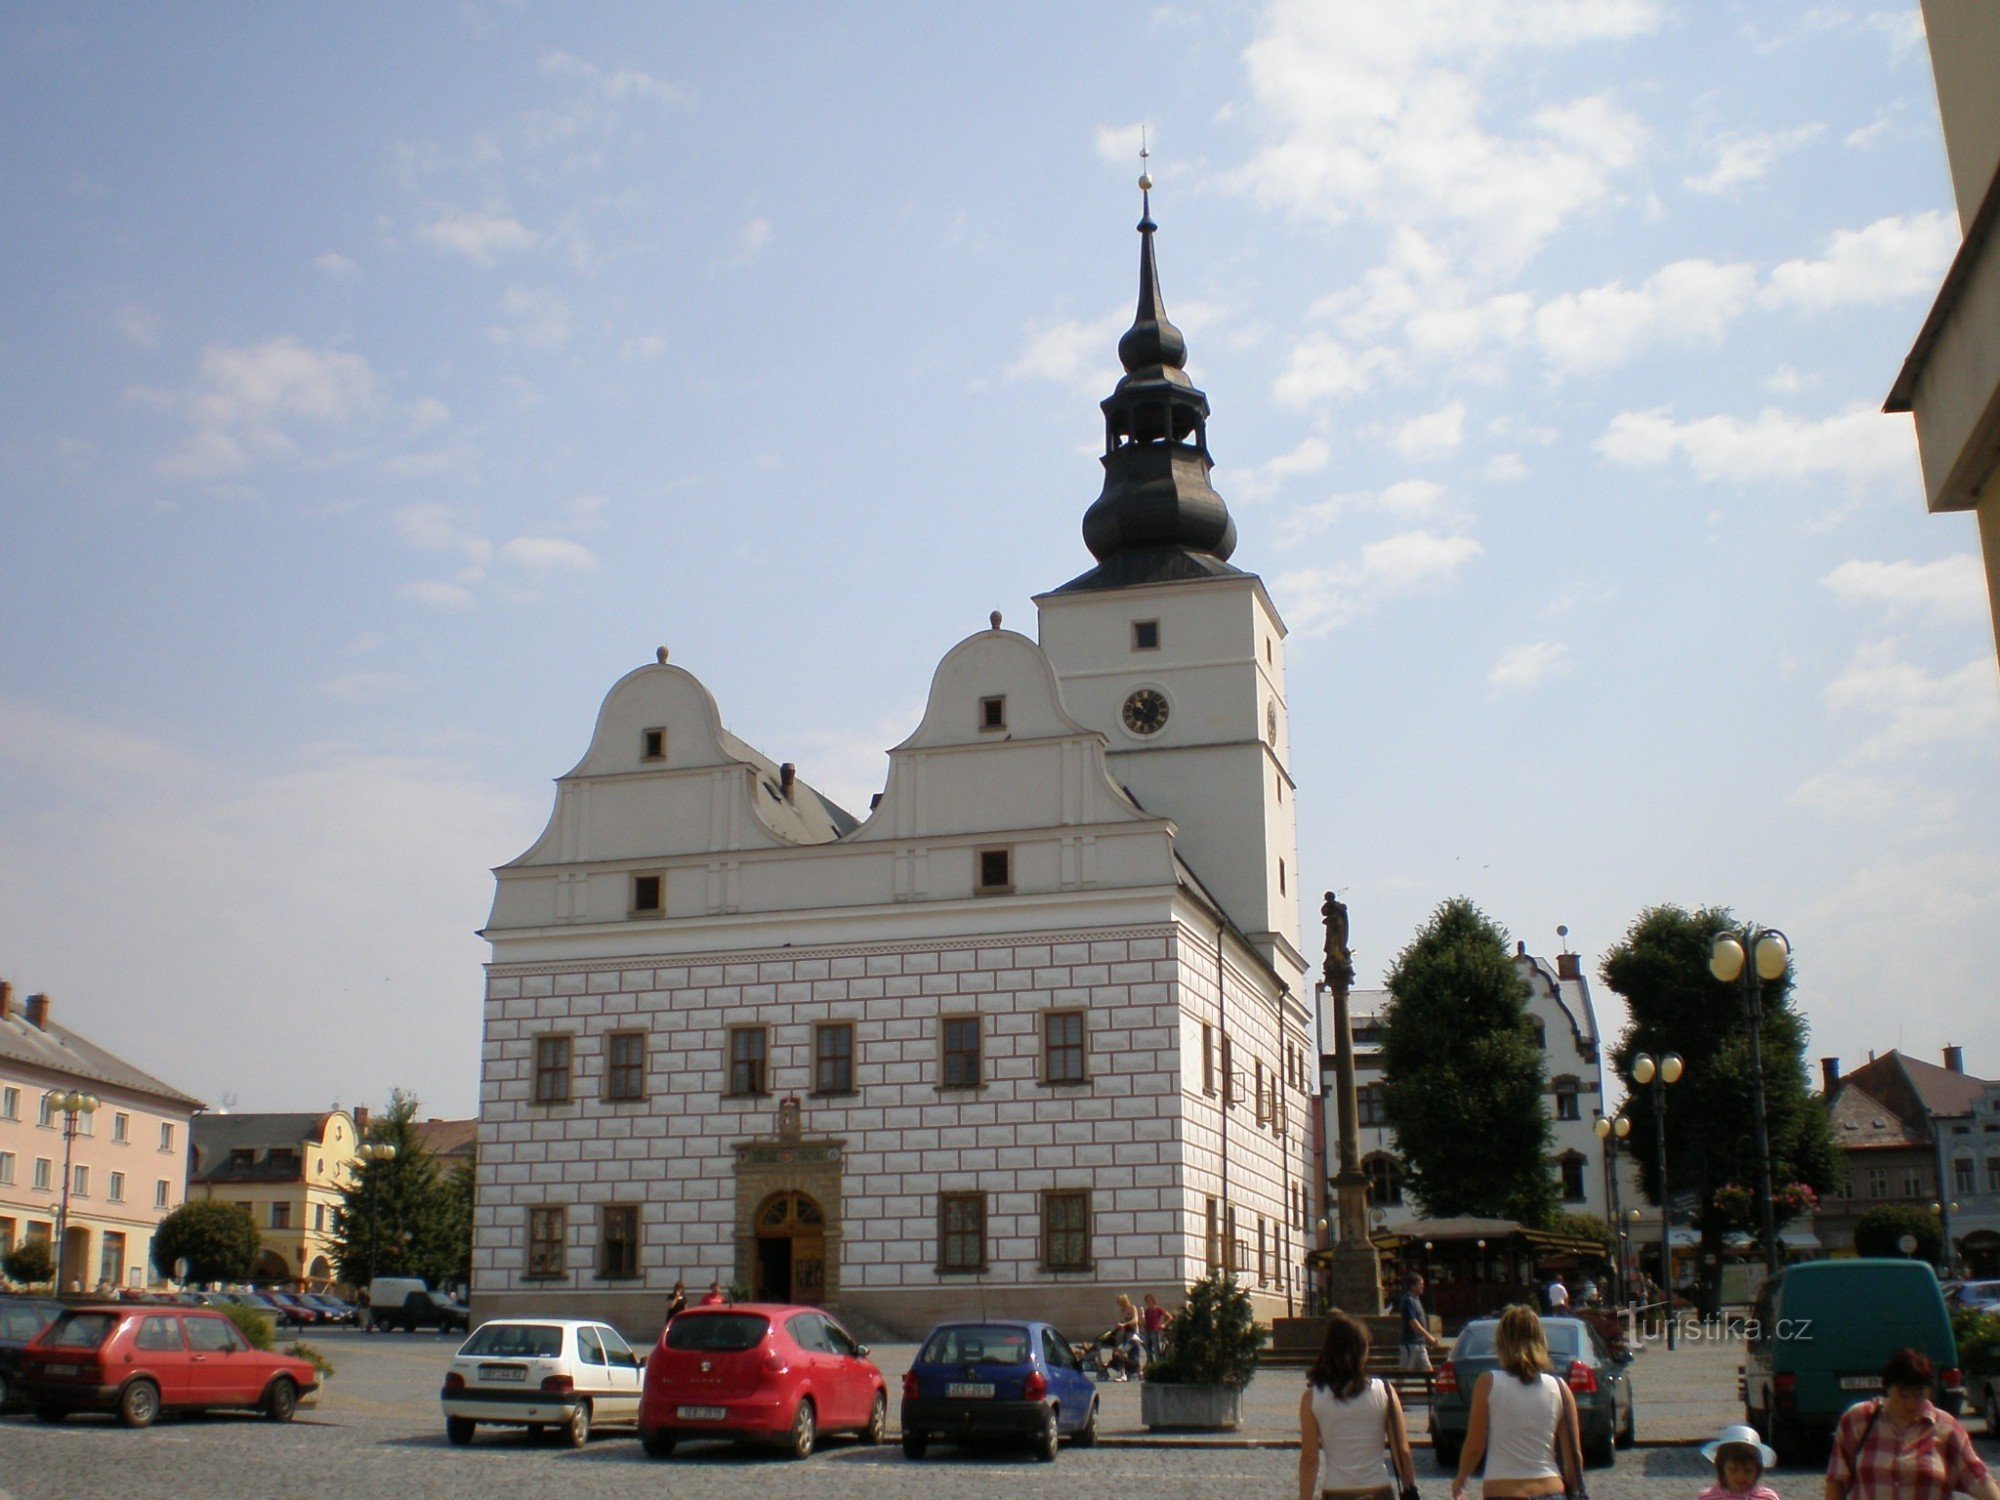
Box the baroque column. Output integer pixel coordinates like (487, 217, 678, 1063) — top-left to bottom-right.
(1322, 891, 1383, 1314)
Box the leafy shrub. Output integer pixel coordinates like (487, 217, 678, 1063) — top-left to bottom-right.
(1852, 1205, 1942, 1264)
(4, 1239, 55, 1286)
(1954, 1307, 2000, 1385)
(152, 1201, 260, 1284)
(221, 1301, 274, 1350)
(1144, 1272, 1262, 1388)
(286, 1341, 336, 1379)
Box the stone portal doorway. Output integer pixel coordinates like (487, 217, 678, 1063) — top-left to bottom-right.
(754, 1191, 826, 1303)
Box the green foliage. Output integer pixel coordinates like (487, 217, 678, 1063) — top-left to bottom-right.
(222, 1300, 274, 1350)
(1545, 1211, 1614, 1251)
(726, 1282, 751, 1303)
(152, 1200, 260, 1284)
(1145, 1271, 1262, 1388)
(4, 1238, 55, 1285)
(285, 1340, 336, 1379)
(1852, 1206, 1943, 1263)
(333, 1090, 472, 1289)
(1599, 905, 1841, 1308)
(1953, 1308, 1999, 1384)
(1379, 898, 1555, 1225)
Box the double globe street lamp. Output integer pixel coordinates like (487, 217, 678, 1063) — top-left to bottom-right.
(354, 1140, 398, 1288)
(45, 1089, 100, 1291)
(1632, 1051, 1683, 1348)
(1594, 1112, 1633, 1306)
(1709, 926, 1791, 1277)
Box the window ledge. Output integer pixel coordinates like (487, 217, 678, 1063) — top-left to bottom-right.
(1039, 1078, 1093, 1089)
(934, 1265, 990, 1277)
(809, 1088, 858, 1099)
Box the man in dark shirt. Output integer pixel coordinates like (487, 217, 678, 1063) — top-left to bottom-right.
(1396, 1271, 1441, 1370)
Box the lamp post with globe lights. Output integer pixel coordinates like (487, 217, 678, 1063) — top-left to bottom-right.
(1594, 1112, 1633, 1306)
(46, 1089, 100, 1290)
(1709, 925, 1791, 1277)
(354, 1140, 398, 1288)
(1633, 1052, 1683, 1348)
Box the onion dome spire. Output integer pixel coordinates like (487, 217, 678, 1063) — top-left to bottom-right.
(1064, 170, 1239, 592)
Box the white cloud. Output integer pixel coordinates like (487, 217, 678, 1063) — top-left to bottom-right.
(416, 208, 537, 265)
(111, 301, 160, 346)
(541, 49, 691, 106)
(1096, 123, 1148, 165)
(1488, 640, 1570, 690)
(1823, 640, 2000, 759)
(622, 333, 669, 361)
(395, 503, 492, 566)
(486, 285, 573, 350)
(1484, 453, 1527, 482)
(1006, 310, 1127, 395)
(718, 217, 772, 269)
(1233, 0, 1660, 269)
(1274, 333, 1395, 407)
(1276, 529, 1483, 635)
(158, 337, 380, 479)
(1392, 400, 1466, 458)
(1822, 555, 1988, 623)
(399, 579, 479, 610)
(1762, 211, 1960, 312)
(1684, 124, 1824, 194)
(1596, 405, 1913, 484)
(314, 251, 357, 277)
(1278, 479, 1456, 545)
(1223, 435, 1333, 503)
(499, 536, 598, 573)
(1789, 768, 1899, 818)
(1534, 259, 1757, 373)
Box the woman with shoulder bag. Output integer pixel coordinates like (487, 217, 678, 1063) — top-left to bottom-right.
(1825, 1347, 1998, 1500)
(1298, 1311, 1419, 1500)
(1450, 1305, 1585, 1500)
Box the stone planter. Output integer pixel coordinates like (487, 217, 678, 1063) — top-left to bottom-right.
(1141, 1380, 1244, 1431)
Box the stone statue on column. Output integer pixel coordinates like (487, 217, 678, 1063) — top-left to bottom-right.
(1323, 890, 1383, 1315)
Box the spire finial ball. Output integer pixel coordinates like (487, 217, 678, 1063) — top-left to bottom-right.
(1138, 172, 1153, 192)
(655, 646, 669, 664)
(989, 610, 1002, 631)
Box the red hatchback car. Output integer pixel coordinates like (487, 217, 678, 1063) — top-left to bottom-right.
(19, 1304, 320, 1428)
(639, 1303, 887, 1459)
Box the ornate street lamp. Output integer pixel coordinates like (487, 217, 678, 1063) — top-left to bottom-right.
(354, 1141, 397, 1288)
(1595, 1113, 1633, 1306)
(1632, 1052, 1683, 1348)
(45, 1089, 100, 1291)
(1710, 926, 1791, 1276)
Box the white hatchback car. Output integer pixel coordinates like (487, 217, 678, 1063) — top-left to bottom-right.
(441, 1319, 644, 1448)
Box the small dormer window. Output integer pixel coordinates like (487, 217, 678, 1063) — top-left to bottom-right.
(631, 873, 663, 914)
(1132, 620, 1160, 651)
(642, 728, 666, 761)
(979, 696, 1006, 731)
(977, 848, 1012, 892)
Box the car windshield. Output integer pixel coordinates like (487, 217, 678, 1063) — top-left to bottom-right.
(461, 1323, 564, 1359)
(2, 1303, 60, 1341)
(45, 1312, 120, 1350)
(919, 1325, 1034, 1367)
(1964, 1282, 2000, 1302)
(1451, 1321, 1584, 1361)
(666, 1313, 769, 1352)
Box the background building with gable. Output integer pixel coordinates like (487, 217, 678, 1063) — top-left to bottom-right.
(188, 1109, 363, 1288)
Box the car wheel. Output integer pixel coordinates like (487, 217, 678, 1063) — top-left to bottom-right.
(787, 1397, 816, 1460)
(1771, 1418, 1802, 1469)
(0, 1371, 10, 1409)
(641, 1427, 677, 1459)
(864, 1390, 887, 1444)
(1617, 1400, 1636, 1449)
(264, 1377, 298, 1424)
(119, 1379, 161, 1430)
(1073, 1398, 1099, 1448)
(1033, 1403, 1059, 1463)
(901, 1428, 928, 1460)
(445, 1416, 476, 1446)
(565, 1401, 591, 1450)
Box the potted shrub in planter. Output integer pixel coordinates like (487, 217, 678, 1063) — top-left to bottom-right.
(1140, 1271, 1262, 1430)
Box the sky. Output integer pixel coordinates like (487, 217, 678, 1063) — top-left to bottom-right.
(2, 2, 1994, 1121)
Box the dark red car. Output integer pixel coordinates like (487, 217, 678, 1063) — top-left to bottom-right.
(19, 1304, 319, 1428)
(639, 1303, 887, 1459)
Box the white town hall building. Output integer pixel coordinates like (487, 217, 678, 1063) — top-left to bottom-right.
(472, 193, 1320, 1339)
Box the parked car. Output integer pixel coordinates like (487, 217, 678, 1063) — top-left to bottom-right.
(17, 1304, 320, 1427)
(229, 1290, 310, 1329)
(372, 1285, 470, 1333)
(1948, 1279, 2000, 1313)
(1741, 1258, 1962, 1464)
(0, 1295, 64, 1412)
(440, 1318, 644, 1448)
(302, 1293, 359, 1325)
(262, 1291, 325, 1326)
(638, 1303, 886, 1459)
(1430, 1314, 1636, 1470)
(901, 1319, 1100, 1462)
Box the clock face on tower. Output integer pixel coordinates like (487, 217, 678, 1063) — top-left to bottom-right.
(1122, 687, 1170, 735)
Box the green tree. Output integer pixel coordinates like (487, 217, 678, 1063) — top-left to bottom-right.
(1600, 904, 1840, 1313)
(152, 1199, 260, 1284)
(333, 1089, 471, 1288)
(1853, 1205, 1943, 1263)
(5, 1238, 55, 1286)
(1380, 897, 1555, 1225)
(1146, 1271, 1261, 1388)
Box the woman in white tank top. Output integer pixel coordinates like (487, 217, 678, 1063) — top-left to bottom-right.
(1297, 1311, 1416, 1500)
(1450, 1305, 1582, 1500)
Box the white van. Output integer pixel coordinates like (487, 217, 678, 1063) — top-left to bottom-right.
(367, 1277, 428, 1331)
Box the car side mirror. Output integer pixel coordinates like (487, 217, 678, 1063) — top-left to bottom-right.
(856, 1344, 869, 1358)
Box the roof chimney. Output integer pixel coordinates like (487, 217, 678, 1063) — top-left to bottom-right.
(1556, 952, 1582, 982)
(24, 992, 49, 1029)
(353, 1105, 371, 1135)
(1821, 1057, 1841, 1094)
(1944, 1045, 1965, 1074)
(779, 762, 796, 802)
(0, 980, 11, 1021)
(1516, 940, 1527, 956)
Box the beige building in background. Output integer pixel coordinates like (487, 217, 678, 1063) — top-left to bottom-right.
(189, 1110, 363, 1287)
(0, 981, 203, 1289)
(1889, 1, 2000, 665)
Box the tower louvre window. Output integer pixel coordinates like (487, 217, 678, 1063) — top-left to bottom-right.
(979, 695, 1006, 731)
(631, 872, 663, 914)
(976, 847, 1012, 892)
(1132, 619, 1160, 650)
(641, 727, 665, 761)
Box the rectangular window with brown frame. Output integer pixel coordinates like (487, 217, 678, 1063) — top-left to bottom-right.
(1224, 1204, 1238, 1275)
(604, 1030, 647, 1102)
(1041, 1190, 1092, 1272)
(727, 1027, 768, 1097)
(976, 846, 1012, 893)
(598, 1204, 640, 1280)
(814, 1022, 855, 1095)
(937, 1192, 986, 1274)
(527, 1205, 566, 1278)
(1257, 1216, 1268, 1285)
(631, 871, 664, 915)
(1043, 1010, 1086, 1085)
(1221, 1034, 1235, 1109)
(1254, 1057, 1267, 1124)
(1205, 1197, 1220, 1272)
(1201, 1023, 1215, 1095)
(533, 1034, 573, 1105)
(941, 1015, 981, 1090)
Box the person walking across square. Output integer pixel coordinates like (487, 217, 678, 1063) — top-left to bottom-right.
(1395, 1272, 1441, 1371)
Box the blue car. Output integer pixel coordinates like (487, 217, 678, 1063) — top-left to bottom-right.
(901, 1320, 1099, 1462)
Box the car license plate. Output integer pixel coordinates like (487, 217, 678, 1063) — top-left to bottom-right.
(677, 1405, 727, 1421)
(946, 1382, 995, 1399)
(1841, 1376, 1878, 1390)
(478, 1365, 526, 1382)
(46, 1363, 77, 1377)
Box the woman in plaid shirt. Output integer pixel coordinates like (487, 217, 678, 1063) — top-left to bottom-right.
(1825, 1348, 1998, 1500)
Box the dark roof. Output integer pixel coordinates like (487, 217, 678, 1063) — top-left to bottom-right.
(1828, 1082, 1929, 1149)
(0, 1005, 204, 1111)
(190, 1112, 338, 1182)
(1834, 1051, 1990, 1135)
(412, 1117, 477, 1161)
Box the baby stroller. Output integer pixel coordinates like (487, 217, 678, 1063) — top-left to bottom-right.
(1079, 1327, 1145, 1382)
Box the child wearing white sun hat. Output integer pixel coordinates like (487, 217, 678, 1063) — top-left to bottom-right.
(1698, 1423, 1782, 1500)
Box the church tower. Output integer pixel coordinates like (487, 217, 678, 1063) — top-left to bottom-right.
(1036, 183, 1305, 995)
